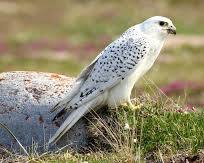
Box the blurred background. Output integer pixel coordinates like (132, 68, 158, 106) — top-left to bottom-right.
(0, 0, 203, 108)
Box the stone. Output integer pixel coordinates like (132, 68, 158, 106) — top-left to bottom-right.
(0, 71, 89, 154)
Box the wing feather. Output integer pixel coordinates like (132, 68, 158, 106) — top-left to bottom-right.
(51, 57, 99, 113)
(66, 35, 150, 109)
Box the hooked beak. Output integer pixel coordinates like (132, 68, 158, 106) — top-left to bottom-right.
(167, 25, 176, 35)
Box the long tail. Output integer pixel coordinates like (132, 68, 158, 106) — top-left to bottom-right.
(49, 97, 103, 144)
(50, 79, 83, 113)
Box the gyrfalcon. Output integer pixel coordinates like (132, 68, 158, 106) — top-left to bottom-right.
(49, 16, 176, 144)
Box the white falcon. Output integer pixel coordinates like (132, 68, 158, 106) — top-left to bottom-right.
(49, 16, 176, 144)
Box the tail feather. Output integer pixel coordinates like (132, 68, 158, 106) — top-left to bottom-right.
(49, 96, 104, 144)
(50, 79, 83, 113)
(52, 109, 66, 121)
(50, 57, 99, 114)
(49, 105, 89, 144)
(51, 98, 71, 113)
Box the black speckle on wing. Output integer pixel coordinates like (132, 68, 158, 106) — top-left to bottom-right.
(75, 30, 150, 104)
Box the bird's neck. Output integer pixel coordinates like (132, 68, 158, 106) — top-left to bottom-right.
(139, 24, 168, 42)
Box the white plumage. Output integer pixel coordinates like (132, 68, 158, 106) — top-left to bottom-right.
(49, 16, 176, 144)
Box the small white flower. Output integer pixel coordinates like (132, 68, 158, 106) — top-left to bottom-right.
(184, 111, 188, 114)
(133, 138, 137, 143)
(124, 123, 130, 130)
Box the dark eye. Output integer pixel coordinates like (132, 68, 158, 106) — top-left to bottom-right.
(159, 21, 166, 26)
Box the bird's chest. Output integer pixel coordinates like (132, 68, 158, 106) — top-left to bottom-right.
(120, 41, 162, 87)
(142, 47, 160, 72)
(137, 42, 162, 75)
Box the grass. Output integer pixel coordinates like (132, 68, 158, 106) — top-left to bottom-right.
(1, 93, 204, 162)
(140, 109, 204, 154)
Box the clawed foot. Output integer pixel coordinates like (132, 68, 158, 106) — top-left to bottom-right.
(121, 102, 143, 110)
(131, 103, 143, 110)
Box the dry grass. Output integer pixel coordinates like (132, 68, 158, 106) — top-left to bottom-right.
(1, 85, 204, 162)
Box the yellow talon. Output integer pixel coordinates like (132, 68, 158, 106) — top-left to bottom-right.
(121, 102, 143, 110)
(121, 102, 129, 108)
(131, 103, 143, 110)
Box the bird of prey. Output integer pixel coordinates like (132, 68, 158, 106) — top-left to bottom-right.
(49, 16, 176, 144)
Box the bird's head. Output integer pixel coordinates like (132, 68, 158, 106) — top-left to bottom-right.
(140, 16, 176, 40)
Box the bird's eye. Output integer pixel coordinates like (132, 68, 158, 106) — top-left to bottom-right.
(159, 21, 167, 26)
